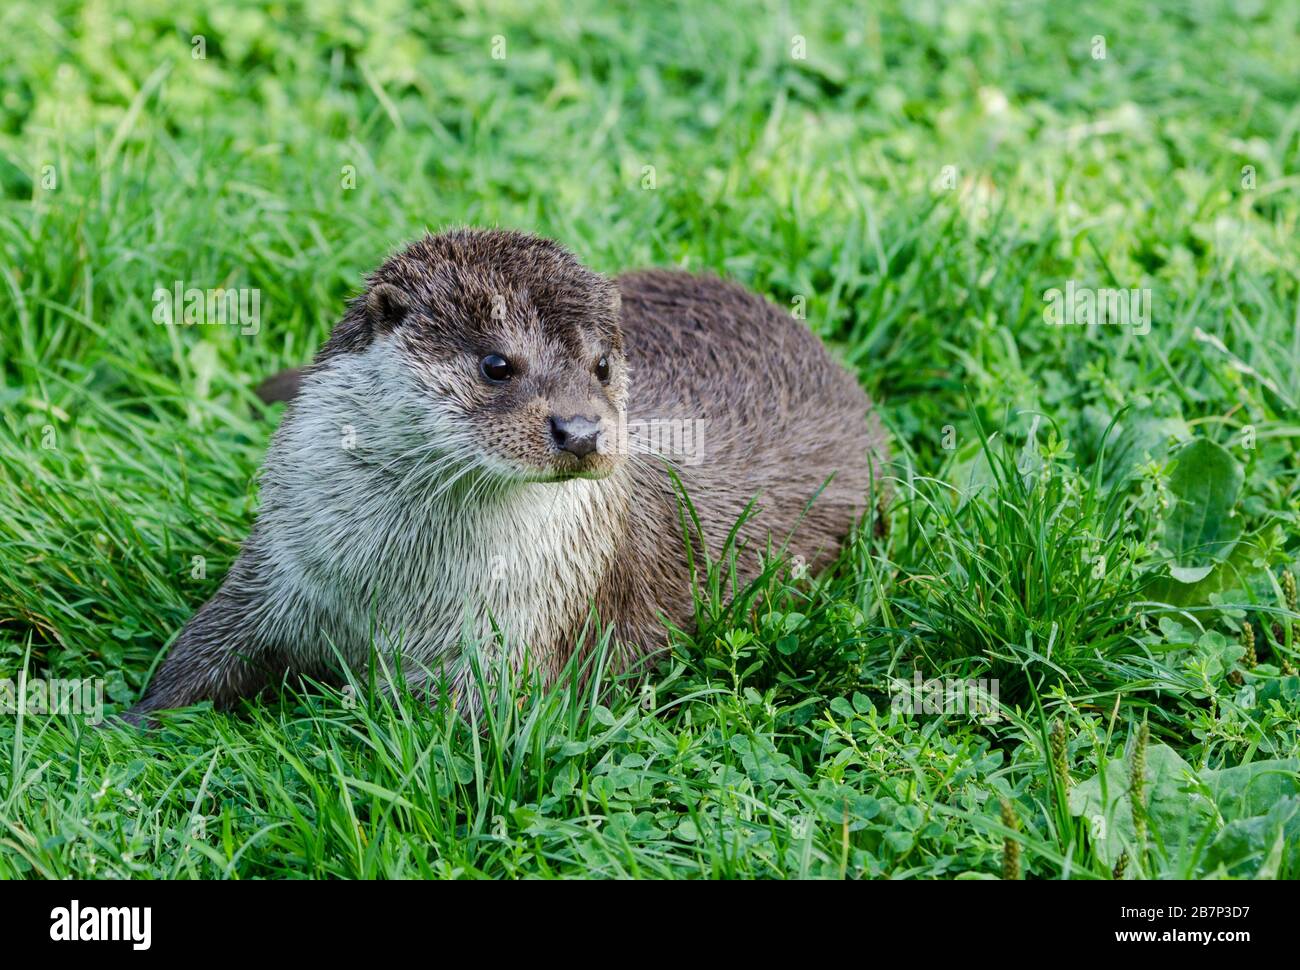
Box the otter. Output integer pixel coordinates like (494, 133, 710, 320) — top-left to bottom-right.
(126, 228, 889, 722)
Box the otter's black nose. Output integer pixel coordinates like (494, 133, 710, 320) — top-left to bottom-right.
(550, 415, 600, 458)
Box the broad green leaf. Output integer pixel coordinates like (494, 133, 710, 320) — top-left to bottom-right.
(1084, 405, 1190, 489)
(1068, 743, 1211, 867)
(1202, 797, 1300, 878)
(1199, 758, 1300, 817)
(1170, 564, 1215, 583)
(1161, 439, 1243, 580)
(1146, 530, 1276, 607)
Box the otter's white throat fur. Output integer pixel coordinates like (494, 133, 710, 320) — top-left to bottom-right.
(259, 337, 627, 694)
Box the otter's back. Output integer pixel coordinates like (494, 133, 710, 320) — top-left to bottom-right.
(614, 269, 887, 600)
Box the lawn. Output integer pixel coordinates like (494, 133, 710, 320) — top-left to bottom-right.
(1, 0, 1298, 879)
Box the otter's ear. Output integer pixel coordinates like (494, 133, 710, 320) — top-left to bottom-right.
(364, 282, 414, 332)
(314, 283, 414, 363)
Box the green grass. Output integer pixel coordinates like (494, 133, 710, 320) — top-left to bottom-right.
(2, 0, 1299, 878)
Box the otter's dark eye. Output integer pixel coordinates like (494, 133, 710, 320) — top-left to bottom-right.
(480, 354, 512, 383)
(595, 356, 611, 384)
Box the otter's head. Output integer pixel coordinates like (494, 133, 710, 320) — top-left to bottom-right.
(317, 229, 626, 484)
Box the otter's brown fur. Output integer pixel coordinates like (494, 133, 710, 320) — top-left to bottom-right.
(591, 268, 887, 659)
(128, 229, 889, 721)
